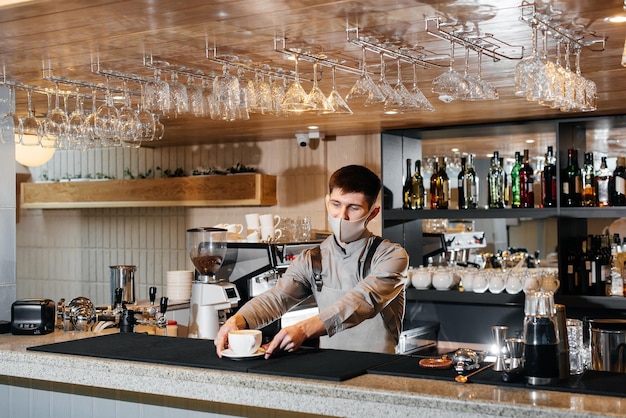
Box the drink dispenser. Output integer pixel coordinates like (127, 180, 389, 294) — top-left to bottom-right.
(523, 291, 560, 385)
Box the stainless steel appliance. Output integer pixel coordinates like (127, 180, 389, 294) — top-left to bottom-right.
(187, 227, 240, 339)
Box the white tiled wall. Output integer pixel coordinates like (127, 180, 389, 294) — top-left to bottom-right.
(0, 86, 16, 321)
(16, 133, 381, 305)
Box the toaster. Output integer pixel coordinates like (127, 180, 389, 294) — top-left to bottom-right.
(11, 298, 56, 335)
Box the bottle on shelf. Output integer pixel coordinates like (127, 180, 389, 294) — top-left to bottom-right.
(510, 151, 522, 208)
(561, 148, 582, 207)
(595, 156, 612, 207)
(541, 146, 557, 208)
(564, 239, 581, 294)
(402, 158, 413, 210)
(582, 152, 596, 207)
(410, 159, 425, 210)
(487, 151, 505, 209)
(579, 236, 592, 295)
(458, 156, 468, 209)
(520, 149, 535, 208)
(430, 156, 449, 209)
(500, 157, 509, 207)
(612, 156, 626, 206)
(458, 155, 479, 209)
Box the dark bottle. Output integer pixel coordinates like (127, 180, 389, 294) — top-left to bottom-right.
(581, 152, 596, 207)
(595, 156, 611, 207)
(523, 292, 560, 386)
(561, 148, 582, 207)
(458, 156, 468, 209)
(579, 236, 592, 295)
(564, 240, 580, 294)
(402, 158, 412, 210)
(464, 154, 479, 209)
(520, 149, 535, 208)
(612, 156, 626, 206)
(410, 159, 425, 210)
(510, 151, 521, 208)
(501, 157, 509, 207)
(487, 151, 504, 209)
(541, 146, 557, 207)
(430, 156, 449, 209)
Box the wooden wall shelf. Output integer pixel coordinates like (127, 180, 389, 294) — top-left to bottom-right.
(21, 173, 277, 209)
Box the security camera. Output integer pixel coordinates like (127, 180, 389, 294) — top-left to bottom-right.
(296, 133, 309, 148)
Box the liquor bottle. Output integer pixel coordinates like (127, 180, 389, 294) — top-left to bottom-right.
(561, 148, 582, 207)
(487, 151, 504, 209)
(430, 156, 449, 209)
(458, 156, 478, 209)
(458, 156, 468, 209)
(581, 152, 596, 207)
(579, 235, 592, 295)
(466, 154, 479, 208)
(520, 149, 535, 208)
(595, 156, 611, 207)
(510, 151, 521, 208)
(612, 156, 626, 206)
(564, 240, 580, 294)
(410, 159, 425, 210)
(402, 158, 412, 210)
(500, 157, 509, 207)
(541, 146, 557, 207)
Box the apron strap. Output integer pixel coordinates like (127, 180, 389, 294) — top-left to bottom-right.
(310, 236, 384, 292)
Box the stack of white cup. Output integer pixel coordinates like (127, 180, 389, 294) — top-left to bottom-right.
(166, 270, 193, 301)
(246, 213, 282, 242)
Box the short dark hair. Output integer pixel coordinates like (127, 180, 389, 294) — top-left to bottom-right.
(328, 165, 381, 207)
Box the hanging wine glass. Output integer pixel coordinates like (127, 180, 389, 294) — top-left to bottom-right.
(321, 65, 352, 115)
(307, 62, 330, 112)
(0, 86, 21, 144)
(169, 72, 189, 116)
(270, 76, 286, 116)
(67, 90, 88, 150)
(136, 82, 155, 142)
(153, 114, 165, 140)
(346, 46, 383, 104)
(19, 89, 42, 146)
(365, 53, 400, 107)
(187, 77, 206, 117)
(281, 56, 313, 112)
(118, 82, 141, 148)
(43, 83, 69, 147)
(385, 59, 415, 113)
(84, 88, 101, 148)
(432, 41, 469, 103)
(95, 76, 120, 146)
(410, 63, 434, 111)
(145, 68, 170, 113)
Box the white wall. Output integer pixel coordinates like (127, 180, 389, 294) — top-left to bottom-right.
(0, 87, 16, 321)
(16, 133, 382, 306)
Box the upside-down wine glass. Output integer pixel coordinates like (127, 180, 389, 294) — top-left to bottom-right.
(432, 40, 469, 103)
(281, 56, 313, 112)
(410, 63, 435, 111)
(321, 65, 352, 115)
(19, 89, 42, 146)
(308, 62, 330, 112)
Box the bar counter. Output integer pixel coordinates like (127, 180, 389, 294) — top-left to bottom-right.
(1, 330, 625, 418)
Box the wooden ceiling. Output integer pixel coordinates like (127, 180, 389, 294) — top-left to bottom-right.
(1, 0, 625, 151)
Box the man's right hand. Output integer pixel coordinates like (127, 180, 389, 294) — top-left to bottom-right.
(214, 314, 247, 358)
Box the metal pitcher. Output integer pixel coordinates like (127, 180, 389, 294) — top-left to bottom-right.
(110, 265, 137, 305)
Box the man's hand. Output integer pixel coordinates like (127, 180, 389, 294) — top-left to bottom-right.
(263, 315, 325, 359)
(214, 314, 247, 358)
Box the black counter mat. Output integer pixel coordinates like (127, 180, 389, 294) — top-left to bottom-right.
(27, 333, 398, 381)
(247, 349, 399, 382)
(368, 356, 626, 398)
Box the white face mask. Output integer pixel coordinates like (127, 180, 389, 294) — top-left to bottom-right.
(327, 205, 376, 244)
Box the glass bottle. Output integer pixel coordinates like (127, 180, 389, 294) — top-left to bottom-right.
(487, 151, 504, 209)
(410, 159, 425, 210)
(561, 148, 582, 207)
(500, 157, 509, 207)
(402, 158, 412, 210)
(510, 151, 521, 208)
(595, 156, 611, 207)
(581, 152, 596, 207)
(520, 149, 535, 208)
(458, 155, 478, 209)
(564, 239, 580, 294)
(541, 146, 557, 208)
(430, 156, 449, 209)
(612, 156, 626, 206)
(523, 291, 560, 385)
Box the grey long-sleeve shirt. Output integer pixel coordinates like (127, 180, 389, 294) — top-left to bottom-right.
(237, 231, 409, 351)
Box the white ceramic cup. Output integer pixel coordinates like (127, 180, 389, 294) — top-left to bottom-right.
(245, 213, 260, 230)
(228, 329, 262, 355)
(246, 230, 260, 243)
(213, 223, 244, 235)
(260, 213, 281, 229)
(261, 226, 282, 241)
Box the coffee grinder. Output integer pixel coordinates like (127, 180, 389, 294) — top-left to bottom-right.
(187, 227, 240, 339)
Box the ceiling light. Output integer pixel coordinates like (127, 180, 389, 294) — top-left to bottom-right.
(606, 15, 626, 23)
(15, 138, 56, 167)
(451, 148, 459, 152)
(307, 125, 318, 130)
(525, 139, 535, 143)
(622, 39, 626, 67)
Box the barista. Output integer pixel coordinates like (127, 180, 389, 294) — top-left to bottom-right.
(215, 165, 409, 357)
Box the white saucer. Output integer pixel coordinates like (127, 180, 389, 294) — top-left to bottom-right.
(222, 347, 265, 359)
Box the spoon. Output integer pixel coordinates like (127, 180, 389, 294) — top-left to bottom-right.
(454, 363, 494, 383)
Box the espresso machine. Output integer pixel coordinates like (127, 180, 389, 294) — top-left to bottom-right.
(187, 227, 240, 340)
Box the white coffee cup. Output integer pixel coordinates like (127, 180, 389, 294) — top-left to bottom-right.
(246, 230, 260, 243)
(228, 329, 262, 355)
(260, 213, 281, 229)
(213, 223, 244, 235)
(245, 213, 260, 230)
(261, 226, 282, 241)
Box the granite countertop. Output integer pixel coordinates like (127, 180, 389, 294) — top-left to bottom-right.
(1, 330, 625, 418)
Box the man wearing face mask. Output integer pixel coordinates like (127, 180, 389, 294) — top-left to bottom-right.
(215, 165, 409, 357)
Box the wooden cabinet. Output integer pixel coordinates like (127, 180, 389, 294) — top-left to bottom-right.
(21, 173, 277, 209)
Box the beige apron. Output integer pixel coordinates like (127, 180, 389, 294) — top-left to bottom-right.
(315, 285, 397, 353)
